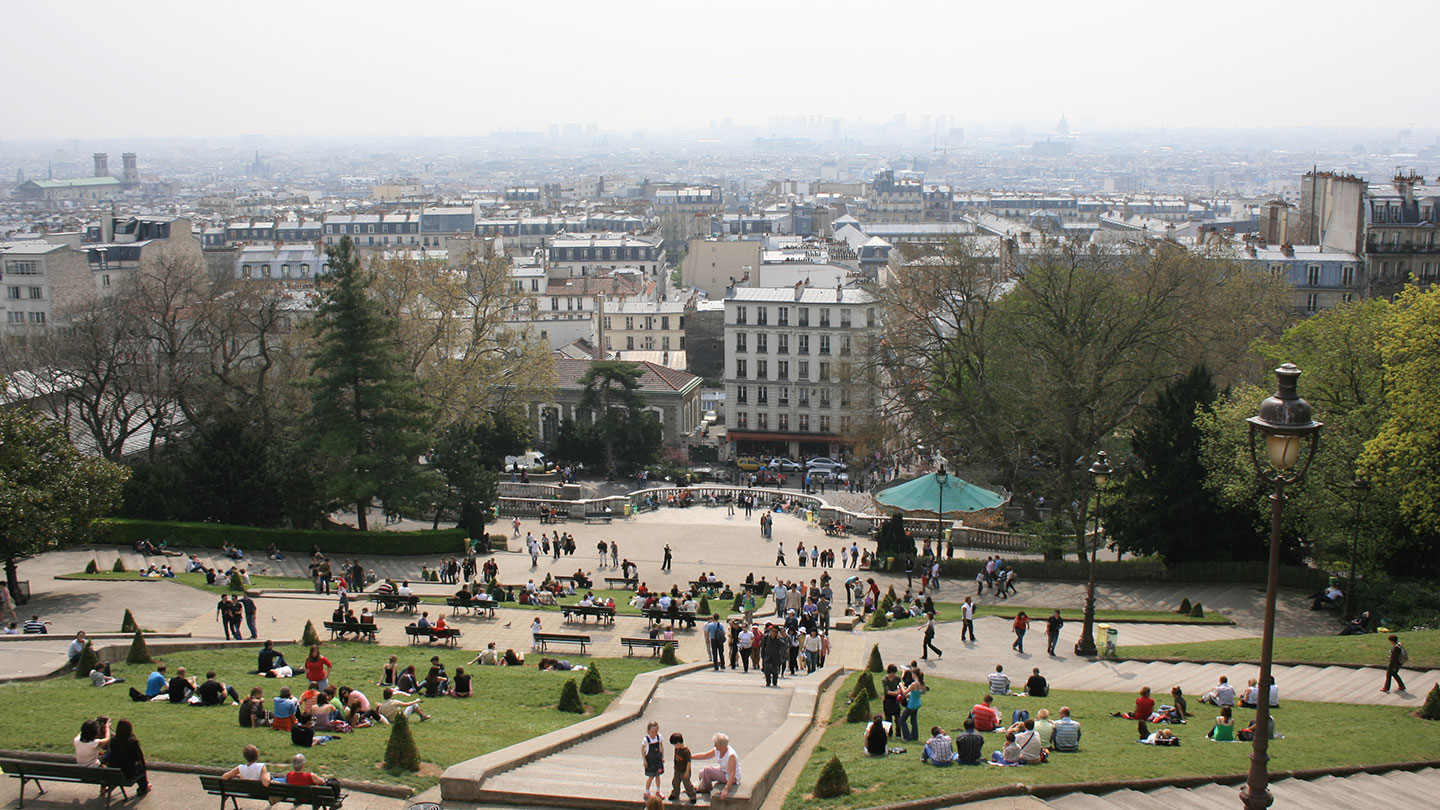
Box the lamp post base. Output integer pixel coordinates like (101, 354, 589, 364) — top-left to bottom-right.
(1239, 781, 1273, 810)
(1073, 637, 1097, 657)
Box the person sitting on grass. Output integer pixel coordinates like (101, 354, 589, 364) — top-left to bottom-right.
(1112, 686, 1156, 720)
(502, 648, 525, 666)
(862, 714, 889, 757)
(1170, 686, 1190, 717)
(1050, 707, 1082, 752)
(168, 666, 198, 704)
(451, 666, 472, 698)
(1207, 705, 1236, 741)
(472, 643, 500, 666)
(197, 671, 241, 707)
(954, 718, 985, 764)
(90, 664, 125, 688)
(290, 712, 337, 747)
(987, 665, 1011, 696)
(988, 731, 1024, 765)
(338, 687, 377, 727)
(396, 665, 419, 694)
(1237, 715, 1278, 741)
(1200, 675, 1236, 707)
(1138, 723, 1180, 745)
(1031, 708, 1055, 743)
(971, 694, 1003, 732)
(239, 687, 269, 728)
(130, 664, 169, 703)
(378, 687, 432, 723)
(1012, 719, 1047, 763)
(921, 726, 958, 766)
(221, 744, 271, 785)
(271, 687, 300, 732)
(1025, 668, 1048, 697)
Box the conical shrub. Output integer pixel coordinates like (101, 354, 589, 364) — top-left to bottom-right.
(85, 559, 99, 574)
(845, 693, 871, 723)
(580, 663, 604, 695)
(867, 644, 884, 672)
(1422, 684, 1440, 721)
(112, 557, 127, 573)
(558, 678, 584, 713)
(1189, 602, 1205, 618)
(73, 641, 100, 677)
(382, 712, 420, 771)
(698, 595, 711, 615)
(660, 642, 678, 665)
(1178, 598, 1192, 615)
(302, 620, 321, 647)
(853, 670, 878, 701)
(121, 609, 138, 633)
(228, 571, 245, 592)
(813, 755, 851, 799)
(868, 608, 889, 629)
(126, 630, 152, 665)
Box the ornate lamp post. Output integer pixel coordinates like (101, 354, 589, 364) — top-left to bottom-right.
(1240, 364, 1322, 810)
(1073, 450, 1112, 657)
(1344, 478, 1370, 621)
(936, 464, 947, 544)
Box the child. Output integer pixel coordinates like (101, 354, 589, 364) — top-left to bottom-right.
(641, 721, 664, 798)
(668, 731, 697, 803)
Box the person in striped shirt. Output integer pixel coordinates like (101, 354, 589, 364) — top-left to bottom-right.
(988, 664, 1011, 695)
(1050, 706, 1082, 751)
(23, 614, 48, 634)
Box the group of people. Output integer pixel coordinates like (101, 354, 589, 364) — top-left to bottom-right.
(976, 555, 1020, 599)
(639, 726, 742, 803)
(775, 540, 870, 569)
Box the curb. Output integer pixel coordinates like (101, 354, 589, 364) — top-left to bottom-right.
(0, 638, 293, 684)
(1117, 655, 1436, 673)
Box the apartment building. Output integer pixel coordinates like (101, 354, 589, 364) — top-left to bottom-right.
(0, 242, 91, 328)
(597, 300, 686, 354)
(545, 233, 664, 278)
(654, 186, 722, 254)
(723, 285, 878, 460)
(1364, 172, 1440, 296)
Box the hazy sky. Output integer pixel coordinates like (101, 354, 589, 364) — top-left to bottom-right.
(5, 0, 1437, 140)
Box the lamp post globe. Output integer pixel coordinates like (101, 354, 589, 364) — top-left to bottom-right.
(1074, 450, 1113, 657)
(1240, 364, 1322, 810)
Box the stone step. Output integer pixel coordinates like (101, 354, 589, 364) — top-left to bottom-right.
(1093, 788, 1172, 810)
(1042, 792, 1116, 810)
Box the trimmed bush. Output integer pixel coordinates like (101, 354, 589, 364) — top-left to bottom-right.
(853, 671, 878, 701)
(813, 755, 851, 799)
(845, 693, 871, 723)
(580, 663, 604, 695)
(867, 644, 884, 672)
(85, 559, 99, 574)
(1178, 598, 1192, 615)
(112, 557, 126, 573)
(126, 630, 152, 664)
(933, 557, 1329, 593)
(886, 584, 898, 603)
(302, 620, 321, 648)
(660, 642, 678, 665)
(558, 678, 584, 713)
(698, 595, 711, 615)
(73, 641, 100, 677)
(120, 609, 138, 633)
(868, 609, 889, 629)
(99, 518, 467, 557)
(1422, 684, 1440, 721)
(1190, 602, 1205, 618)
(228, 571, 245, 592)
(383, 713, 420, 771)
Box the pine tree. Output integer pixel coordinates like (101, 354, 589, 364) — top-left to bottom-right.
(580, 664, 604, 695)
(846, 693, 871, 723)
(1422, 684, 1440, 721)
(126, 630, 152, 664)
(304, 236, 438, 532)
(85, 559, 99, 574)
(1190, 602, 1205, 618)
(660, 642, 679, 665)
(228, 571, 245, 591)
(302, 620, 321, 647)
(853, 671, 878, 701)
(1178, 598, 1192, 615)
(383, 712, 421, 771)
(73, 641, 100, 677)
(112, 557, 126, 573)
(558, 678, 584, 713)
(867, 644, 884, 672)
(813, 755, 851, 799)
(120, 609, 138, 633)
(698, 595, 711, 615)
(868, 609, 889, 629)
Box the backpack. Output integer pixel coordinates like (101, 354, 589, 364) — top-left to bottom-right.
(1397, 644, 1409, 666)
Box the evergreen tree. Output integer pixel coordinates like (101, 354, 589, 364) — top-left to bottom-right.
(867, 644, 884, 673)
(580, 664, 604, 695)
(1422, 684, 1440, 721)
(85, 559, 99, 574)
(558, 678, 584, 713)
(874, 512, 914, 559)
(383, 713, 421, 771)
(660, 642, 678, 665)
(112, 557, 126, 573)
(431, 410, 527, 541)
(304, 237, 438, 531)
(126, 630, 152, 664)
(302, 620, 321, 647)
(73, 641, 100, 677)
(574, 361, 662, 475)
(813, 755, 851, 798)
(121, 609, 138, 633)
(852, 671, 878, 701)
(868, 609, 889, 629)
(845, 694, 871, 723)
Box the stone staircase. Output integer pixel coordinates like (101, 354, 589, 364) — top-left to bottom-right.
(1053, 659, 1437, 706)
(1035, 766, 1440, 808)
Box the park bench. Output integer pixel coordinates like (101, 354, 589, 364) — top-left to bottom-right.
(198, 774, 346, 810)
(583, 511, 614, 524)
(532, 632, 591, 654)
(741, 582, 769, 595)
(446, 597, 497, 617)
(690, 579, 723, 592)
(404, 625, 463, 647)
(642, 607, 698, 629)
(561, 604, 616, 625)
(369, 593, 419, 612)
(604, 576, 637, 589)
(621, 637, 679, 657)
(0, 757, 142, 809)
(538, 509, 570, 524)
(322, 620, 379, 642)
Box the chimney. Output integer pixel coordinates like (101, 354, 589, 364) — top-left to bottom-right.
(1281, 242, 1294, 258)
(593, 294, 606, 359)
(93, 153, 109, 178)
(121, 153, 138, 183)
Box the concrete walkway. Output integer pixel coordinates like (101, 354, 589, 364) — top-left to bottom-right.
(1034, 766, 1440, 810)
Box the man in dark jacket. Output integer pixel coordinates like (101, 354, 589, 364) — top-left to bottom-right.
(761, 625, 787, 687)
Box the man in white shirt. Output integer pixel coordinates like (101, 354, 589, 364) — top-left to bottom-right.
(1201, 675, 1236, 707)
(396, 581, 413, 598)
(961, 597, 977, 641)
(67, 631, 88, 669)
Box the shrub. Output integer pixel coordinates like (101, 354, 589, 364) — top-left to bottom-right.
(660, 642, 678, 665)
(302, 620, 321, 648)
(120, 609, 138, 633)
(1190, 602, 1205, 618)
(845, 693, 871, 723)
(853, 671, 878, 701)
(99, 518, 467, 557)
(85, 559, 99, 574)
(558, 678, 584, 713)
(698, 595, 711, 615)
(112, 557, 126, 573)
(1178, 598, 1192, 615)
(867, 644, 884, 672)
(868, 609, 889, 629)
(228, 571, 245, 592)
(74, 641, 101, 677)
(580, 664, 604, 695)
(383, 713, 420, 771)
(813, 755, 851, 799)
(1422, 684, 1440, 721)
(126, 631, 152, 665)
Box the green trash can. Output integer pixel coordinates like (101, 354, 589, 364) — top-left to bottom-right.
(1101, 625, 1119, 658)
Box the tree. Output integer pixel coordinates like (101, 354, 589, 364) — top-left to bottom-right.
(873, 512, 913, 559)
(574, 361, 661, 474)
(383, 713, 421, 771)
(558, 678, 584, 713)
(121, 609, 138, 633)
(304, 237, 439, 531)
(813, 755, 852, 798)
(73, 641, 100, 677)
(845, 694, 871, 723)
(580, 664, 604, 695)
(431, 409, 528, 538)
(0, 404, 128, 597)
(126, 630, 152, 664)
(867, 644, 884, 673)
(301, 620, 321, 648)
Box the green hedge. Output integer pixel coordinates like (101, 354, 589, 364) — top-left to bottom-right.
(937, 557, 1329, 591)
(99, 519, 469, 557)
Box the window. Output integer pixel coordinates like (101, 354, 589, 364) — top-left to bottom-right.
(819, 309, 831, 327)
(1342, 265, 1355, 286)
(603, 317, 612, 330)
(757, 359, 768, 379)
(736, 332, 747, 352)
(840, 386, 851, 406)
(5, 287, 18, 300)
(661, 316, 669, 330)
(281, 264, 291, 278)
(819, 388, 831, 407)
(777, 333, 789, 354)
(736, 412, 748, 429)
(101, 274, 110, 287)
(840, 308, 852, 327)
(644, 316, 653, 330)
(644, 336, 654, 350)
(662, 336, 671, 350)
(798, 307, 809, 327)
(242, 264, 252, 278)
(841, 336, 852, 355)
(6, 311, 22, 323)
(799, 388, 810, 406)
(758, 413, 768, 430)
(798, 360, 809, 380)
(5, 260, 40, 275)
(778, 386, 789, 405)
(756, 307, 768, 325)
(626, 336, 635, 350)
(551, 298, 559, 311)
(28, 311, 45, 324)
(27, 287, 42, 300)
(567, 298, 574, 311)
(798, 413, 809, 432)
(758, 386, 768, 405)
(867, 308, 876, 327)
(735, 306, 747, 325)
(737, 385, 748, 404)
(839, 416, 851, 433)
(736, 359, 747, 378)
(1306, 293, 1319, 312)
(777, 307, 789, 326)
(261, 265, 271, 278)
(798, 334, 810, 354)
(819, 335, 831, 355)
(777, 360, 789, 379)
(301, 264, 311, 277)
(1307, 265, 1321, 287)
(819, 415, 830, 433)
(1269, 263, 1284, 278)
(778, 413, 789, 431)
(1342, 293, 1354, 303)
(756, 333, 767, 353)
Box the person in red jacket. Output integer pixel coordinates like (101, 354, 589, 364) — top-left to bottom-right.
(971, 694, 1002, 732)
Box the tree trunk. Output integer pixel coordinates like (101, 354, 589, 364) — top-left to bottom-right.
(5, 557, 17, 601)
(356, 500, 369, 532)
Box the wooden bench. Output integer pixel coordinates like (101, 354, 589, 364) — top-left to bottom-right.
(538, 510, 570, 524)
(369, 593, 419, 612)
(322, 620, 379, 642)
(404, 625, 463, 647)
(742, 582, 768, 595)
(621, 637, 679, 657)
(642, 608, 698, 629)
(198, 774, 346, 810)
(532, 632, 591, 654)
(690, 580, 723, 591)
(0, 757, 142, 809)
(446, 597, 497, 617)
(583, 511, 614, 524)
(604, 576, 638, 590)
(561, 604, 615, 625)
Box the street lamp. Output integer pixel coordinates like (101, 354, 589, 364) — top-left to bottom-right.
(1345, 478, 1371, 620)
(1240, 363, 1322, 810)
(1074, 450, 1112, 657)
(935, 464, 948, 545)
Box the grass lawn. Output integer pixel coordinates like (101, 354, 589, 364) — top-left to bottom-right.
(873, 602, 1228, 631)
(62, 571, 309, 595)
(1123, 628, 1440, 670)
(784, 671, 1440, 810)
(0, 641, 661, 791)
(417, 589, 766, 618)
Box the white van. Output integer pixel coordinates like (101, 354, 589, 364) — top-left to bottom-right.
(503, 451, 551, 472)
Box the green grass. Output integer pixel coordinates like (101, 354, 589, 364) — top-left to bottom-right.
(1122, 629, 1440, 670)
(783, 672, 1440, 810)
(418, 589, 766, 617)
(0, 642, 661, 790)
(872, 602, 1229, 631)
(62, 571, 311, 595)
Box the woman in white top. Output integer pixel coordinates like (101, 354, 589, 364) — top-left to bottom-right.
(72, 718, 110, 767)
(694, 733, 742, 800)
(221, 744, 271, 785)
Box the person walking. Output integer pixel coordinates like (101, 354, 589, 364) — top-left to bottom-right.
(961, 596, 977, 642)
(775, 542, 786, 566)
(1382, 634, 1408, 693)
(761, 625, 786, 687)
(241, 594, 258, 640)
(1012, 611, 1030, 653)
(921, 613, 943, 660)
(904, 558, 914, 588)
(1045, 610, 1064, 656)
(662, 544, 672, 572)
(610, 541, 619, 568)
(704, 615, 726, 672)
(597, 540, 608, 569)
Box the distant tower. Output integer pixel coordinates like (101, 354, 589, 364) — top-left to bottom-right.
(1056, 115, 1070, 137)
(93, 153, 110, 177)
(121, 153, 138, 183)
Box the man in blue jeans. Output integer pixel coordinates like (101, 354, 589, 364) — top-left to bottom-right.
(704, 615, 725, 671)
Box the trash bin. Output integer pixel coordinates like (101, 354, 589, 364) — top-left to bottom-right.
(1100, 624, 1119, 658)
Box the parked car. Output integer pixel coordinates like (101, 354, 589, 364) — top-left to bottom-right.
(806, 457, 848, 473)
(504, 451, 552, 472)
(768, 457, 804, 473)
(734, 456, 763, 472)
